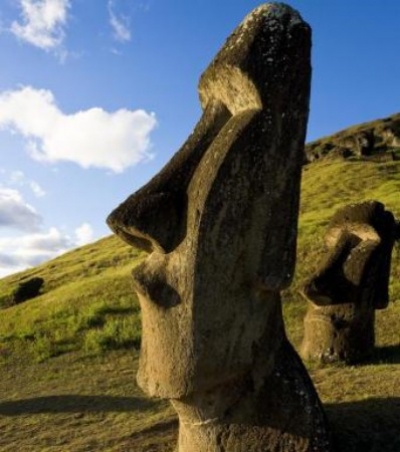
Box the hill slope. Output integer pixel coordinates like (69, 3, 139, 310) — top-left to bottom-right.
(305, 111, 400, 162)
(0, 117, 400, 451)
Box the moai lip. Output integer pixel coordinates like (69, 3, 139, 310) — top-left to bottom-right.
(108, 3, 332, 451)
(301, 200, 398, 364)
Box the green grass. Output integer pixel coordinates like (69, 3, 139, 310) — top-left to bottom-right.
(0, 351, 176, 452)
(0, 236, 146, 362)
(0, 156, 399, 450)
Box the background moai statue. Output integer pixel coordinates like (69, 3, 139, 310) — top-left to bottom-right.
(108, 3, 332, 451)
(300, 200, 399, 364)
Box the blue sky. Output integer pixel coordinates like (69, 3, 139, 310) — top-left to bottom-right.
(0, 0, 399, 277)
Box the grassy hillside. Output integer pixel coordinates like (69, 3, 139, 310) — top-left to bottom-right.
(0, 235, 147, 362)
(0, 142, 400, 449)
(284, 158, 400, 349)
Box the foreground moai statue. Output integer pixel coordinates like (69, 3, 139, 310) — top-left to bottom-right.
(301, 200, 399, 364)
(108, 3, 332, 451)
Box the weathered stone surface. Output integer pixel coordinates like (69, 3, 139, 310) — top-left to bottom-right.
(300, 200, 398, 364)
(108, 3, 331, 451)
(382, 126, 400, 147)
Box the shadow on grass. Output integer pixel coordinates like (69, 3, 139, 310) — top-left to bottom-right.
(127, 417, 178, 452)
(130, 418, 178, 439)
(367, 344, 400, 365)
(0, 395, 159, 415)
(327, 397, 400, 452)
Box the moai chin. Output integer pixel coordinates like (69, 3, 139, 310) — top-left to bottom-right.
(300, 200, 398, 364)
(108, 3, 332, 451)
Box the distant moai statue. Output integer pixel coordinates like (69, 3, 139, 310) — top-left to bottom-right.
(300, 200, 399, 364)
(108, 4, 332, 451)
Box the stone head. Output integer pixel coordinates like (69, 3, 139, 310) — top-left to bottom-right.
(107, 3, 311, 399)
(303, 200, 397, 310)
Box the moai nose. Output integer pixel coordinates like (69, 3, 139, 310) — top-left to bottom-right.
(107, 189, 187, 254)
(106, 100, 231, 253)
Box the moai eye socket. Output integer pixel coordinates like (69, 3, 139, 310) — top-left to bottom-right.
(107, 100, 231, 254)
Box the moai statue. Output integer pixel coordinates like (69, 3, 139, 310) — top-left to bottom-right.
(300, 200, 399, 364)
(108, 3, 332, 451)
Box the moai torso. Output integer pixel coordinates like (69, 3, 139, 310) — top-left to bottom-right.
(301, 201, 398, 364)
(108, 3, 332, 451)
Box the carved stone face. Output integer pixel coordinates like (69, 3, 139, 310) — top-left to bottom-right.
(107, 4, 311, 399)
(300, 200, 398, 364)
(303, 200, 397, 310)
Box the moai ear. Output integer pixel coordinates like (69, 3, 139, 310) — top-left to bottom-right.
(186, 6, 311, 292)
(345, 238, 391, 310)
(186, 105, 305, 291)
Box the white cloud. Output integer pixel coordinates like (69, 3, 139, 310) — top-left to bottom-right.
(108, 0, 131, 43)
(75, 222, 94, 246)
(0, 224, 98, 277)
(10, 0, 70, 53)
(9, 170, 25, 184)
(0, 86, 157, 172)
(18, 226, 71, 252)
(7, 170, 46, 197)
(0, 227, 71, 275)
(0, 187, 42, 231)
(29, 180, 46, 197)
(0, 259, 27, 279)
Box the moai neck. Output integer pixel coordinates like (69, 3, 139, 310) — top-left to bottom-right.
(171, 296, 330, 452)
